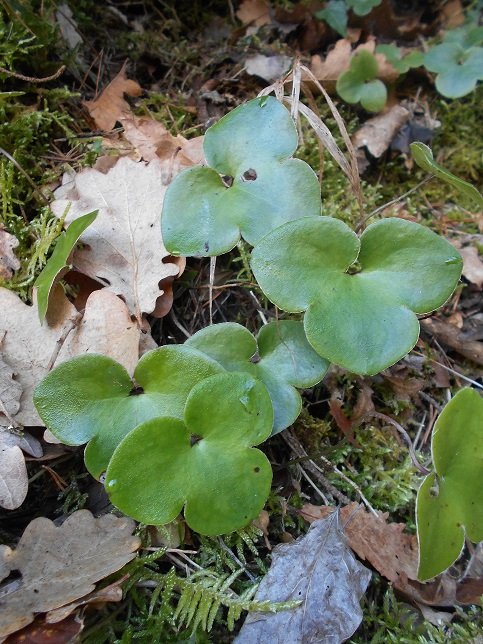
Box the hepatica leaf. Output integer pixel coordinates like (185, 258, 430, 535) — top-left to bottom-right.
(336, 50, 387, 112)
(416, 388, 483, 581)
(187, 321, 329, 434)
(161, 96, 320, 257)
(410, 142, 483, 208)
(424, 37, 483, 99)
(33, 347, 223, 478)
(376, 44, 424, 73)
(105, 373, 273, 535)
(251, 217, 462, 375)
(34, 211, 97, 323)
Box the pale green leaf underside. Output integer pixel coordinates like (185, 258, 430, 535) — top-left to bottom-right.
(34, 211, 98, 322)
(161, 96, 320, 257)
(417, 388, 483, 581)
(105, 373, 273, 535)
(186, 321, 329, 433)
(251, 216, 462, 375)
(410, 142, 483, 207)
(33, 347, 223, 478)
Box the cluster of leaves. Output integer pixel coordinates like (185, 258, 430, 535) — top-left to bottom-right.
(316, 0, 382, 37)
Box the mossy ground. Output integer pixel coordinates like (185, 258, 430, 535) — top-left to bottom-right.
(1, 1, 482, 642)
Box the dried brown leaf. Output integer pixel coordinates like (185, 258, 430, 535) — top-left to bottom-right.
(353, 105, 410, 160)
(0, 510, 140, 638)
(0, 341, 22, 424)
(45, 577, 126, 623)
(459, 246, 483, 289)
(51, 157, 182, 323)
(421, 318, 483, 366)
(236, 0, 271, 27)
(4, 614, 83, 644)
(0, 443, 28, 510)
(83, 64, 142, 131)
(0, 230, 21, 281)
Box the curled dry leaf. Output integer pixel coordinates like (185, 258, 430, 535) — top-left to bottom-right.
(352, 104, 410, 167)
(421, 318, 483, 367)
(83, 63, 142, 131)
(0, 229, 21, 281)
(51, 157, 182, 324)
(236, 0, 271, 27)
(0, 510, 140, 638)
(0, 286, 146, 426)
(235, 513, 371, 644)
(300, 503, 483, 607)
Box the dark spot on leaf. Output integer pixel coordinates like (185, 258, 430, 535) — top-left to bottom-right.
(222, 175, 234, 188)
(250, 352, 261, 364)
(204, 241, 209, 252)
(190, 434, 203, 447)
(254, 467, 260, 473)
(242, 168, 257, 181)
(129, 385, 144, 396)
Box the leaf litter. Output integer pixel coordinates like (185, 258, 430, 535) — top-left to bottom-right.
(0, 510, 140, 638)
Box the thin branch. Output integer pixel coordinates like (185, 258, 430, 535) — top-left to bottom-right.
(0, 64, 65, 83)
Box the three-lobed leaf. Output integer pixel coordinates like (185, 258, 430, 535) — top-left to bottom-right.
(186, 321, 329, 434)
(416, 388, 483, 581)
(105, 373, 274, 535)
(376, 44, 423, 73)
(34, 211, 97, 323)
(161, 96, 321, 257)
(336, 50, 387, 112)
(33, 347, 223, 478)
(251, 217, 462, 375)
(410, 142, 483, 208)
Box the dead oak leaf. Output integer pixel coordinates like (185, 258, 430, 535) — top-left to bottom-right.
(0, 286, 145, 427)
(83, 64, 142, 131)
(0, 442, 27, 511)
(0, 339, 22, 424)
(0, 510, 140, 638)
(51, 157, 181, 323)
(0, 229, 21, 281)
(236, 0, 271, 27)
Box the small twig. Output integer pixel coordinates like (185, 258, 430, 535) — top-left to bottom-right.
(0, 64, 65, 83)
(249, 290, 268, 325)
(169, 308, 191, 338)
(413, 351, 483, 389)
(299, 466, 329, 504)
(218, 537, 256, 582)
(364, 411, 430, 475)
(46, 311, 83, 371)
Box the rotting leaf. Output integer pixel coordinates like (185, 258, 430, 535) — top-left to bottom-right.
(0, 340, 22, 425)
(234, 512, 371, 643)
(105, 373, 273, 535)
(0, 510, 140, 639)
(251, 217, 462, 375)
(410, 142, 483, 208)
(34, 211, 97, 323)
(417, 388, 483, 581)
(0, 441, 27, 510)
(161, 96, 321, 257)
(51, 157, 182, 324)
(186, 321, 329, 434)
(34, 346, 224, 479)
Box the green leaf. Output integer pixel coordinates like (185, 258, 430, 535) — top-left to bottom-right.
(336, 51, 387, 112)
(161, 97, 321, 257)
(424, 43, 483, 98)
(410, 142, 483, 208)
(376, 44, 423, 73)
(105, 373, 273, 535)
(251, 217, 462, 375)
(347, 0, 382, 16)
(315, 1, 348, 36)
(33, 347, 224, 478)
(186, 321, 330, 434)
(34, 211, 97, 322)
(416, 388, 483, 581)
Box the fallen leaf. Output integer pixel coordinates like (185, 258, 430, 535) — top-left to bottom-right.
(0, 339, 22, 425)
(0, 510, 140, 638)
(45, 576, 126, 623)
(245, 54, 292, 82)
(0, 286, 146, 426)
(4, 614, 83, 644)
(300, 503, 483, 608)
(352, 105, 410, 163)
(421, 318, 483, 366)
(236, 0, 271, 27)
(457, 245, 483, 288)
(235, 513, 371, 643)
(0, 229, 21, 281)
(51, 157, 182, 323)
(0, 442, 27, 510)
(83, 64, 142, 131)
